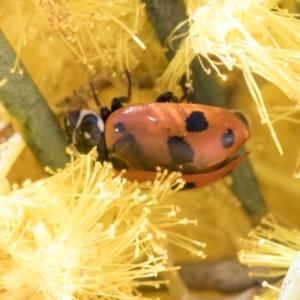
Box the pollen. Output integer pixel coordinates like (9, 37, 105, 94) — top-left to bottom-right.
(0, 148, 205, 300)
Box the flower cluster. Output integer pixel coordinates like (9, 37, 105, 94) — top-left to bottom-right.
(0, 149, 204, 300)
(239, 215, 300, 300)
(160, 0, 300, 154)
(2, 0, 146, 75)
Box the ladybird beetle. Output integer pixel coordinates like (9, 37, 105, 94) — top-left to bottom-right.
(64, 78, 250, 188)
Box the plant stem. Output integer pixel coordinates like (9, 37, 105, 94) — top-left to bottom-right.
(0, 29, 69, 170)
(142, 0, 225, 107)
(230, 156, 268, 223)
(142, 0, 267, 224)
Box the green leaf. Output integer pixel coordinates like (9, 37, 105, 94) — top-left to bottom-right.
(0, 29, 69, 170)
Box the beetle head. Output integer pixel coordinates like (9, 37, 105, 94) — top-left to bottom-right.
(64, 109, 107, 161)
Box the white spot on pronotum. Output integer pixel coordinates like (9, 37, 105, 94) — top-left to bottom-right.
(84, 131, 91, 139)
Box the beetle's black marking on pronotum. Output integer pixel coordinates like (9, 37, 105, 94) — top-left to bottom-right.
(64, 111, 80, 142)
(185, 111, 209, 132)
(76, 114, 102, 142)
(74, 114, 106, 160)
(167, 136, 194, 164)
(114, 122, 126, 133)
(221, 129, 235, 148)
(66, 111, 81, 127)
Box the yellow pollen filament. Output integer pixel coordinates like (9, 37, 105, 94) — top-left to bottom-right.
(10, 0, 147, 75)
(0, 78, 7, 88)
(240, 215, 300, 298)
(0, 148, 204, 299)
(160, 0, 300, 155)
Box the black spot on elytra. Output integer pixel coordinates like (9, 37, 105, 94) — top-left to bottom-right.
(181, 164, 198, 173)
(109, 157, 128, 170)
(114, 122, 126, 133)
(185, 111, 209, 132)
(221, 129, 235, 148)
(167, 136, 194, 164)
(112, 134, 139, 152)
(111, 133, 151, 170)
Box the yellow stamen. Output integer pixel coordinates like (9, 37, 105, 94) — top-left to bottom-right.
(239, 215, 300, 299)
(161, 0, 300, 155)
(0, 148, 204, 299)
(0, 78, 8, 88)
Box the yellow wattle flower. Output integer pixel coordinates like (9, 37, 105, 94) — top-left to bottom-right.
(0, 0, 154, 104)
(160, 0, 300, 155)
(239, 214, 300, 300)
(0, 148, 204, 300)
(5, 0, 146, 74)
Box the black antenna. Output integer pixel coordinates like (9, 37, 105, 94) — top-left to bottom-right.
(89, 82, 102, 108)
(124, 70, 132, 100)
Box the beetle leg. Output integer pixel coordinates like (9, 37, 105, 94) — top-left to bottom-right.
(110, 97, 124, 112)
(124, 70, 132, 100)
(109, 71, 133, 112)
(156, 87, 193, 103)
(156, 91, 180, 103)
(100, 107, 111, 122)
